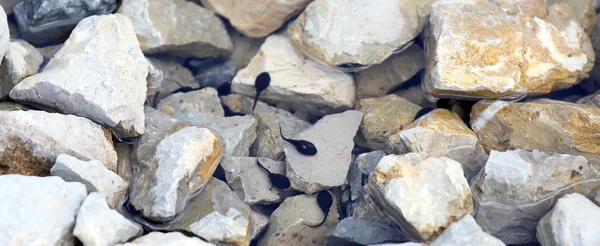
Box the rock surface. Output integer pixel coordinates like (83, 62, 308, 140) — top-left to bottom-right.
(220, 156, 281, 205)
(0, 40, 43, 98)
(191, 59, 237, 89)
(115, 143, 133, 183)
(349, 151, 386, 201)
(547, 0, 596, 34)
(146, 58, 199, 106)
(158, 88, 224, 117)
(430, 215, 505, 246)
(10, 14, 148, 138)
(229, 29, 265, 69)
(0, 0, 21, 14)
(0, 5, 8, 65)
(325, 217, 406, 245)
(118, 232, 214, 246)
(347, 187, 396, 227)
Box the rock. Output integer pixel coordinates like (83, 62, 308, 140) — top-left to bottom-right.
(430, 215, 504, 246)
(394, 83, 437, 108)
(0, 101, 25, 111)
(220, 156, 281, 205)
(547, 0, 596, 34)
(355, 45, 426, 99)
(285, 110, 363, 194)
(0, 40, 43, 98)
(37, 43, 63, 61)
(470, 149, 600, 244)
(425, 0, 594, 99)
(10, 14, 148, 138)
(349, 151, 386, 201)
(190, 59, 237, 90)
(0, 110, 117, 175)
(0, 5, 7, 65)
(14, 0, 118, 46)
(74, 192, 142, 246)
(146, 58, 199, 106)
(0, 175, 87, 245)
(368, 154, 474, 242)
(0, 0, 21, 14)
(536, 193, 600, 246)
(357, 95, 421, 150)
(325, 217, 406, 245)
(347, 187, 396, 227)
(287, 0, 435, 70)
(117, 0, 233, 58)
(258, 193, 339, 246)
(231, 34, 355, 117)
(51, 154, 128, 208)
(129, 108, 225, 222)
(220, 94, 311, 159)
(115, 143, 133, 183)
(229, 29, 265, 69)
(158, 88, 224, 117)
(118, 232, 214, 246)
(200, 0, 311, 38)
(250, 209, 269, 241)
(8, 19, 20, 38)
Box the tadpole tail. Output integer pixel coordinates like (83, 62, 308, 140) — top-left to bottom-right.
(252, 94, 259, 111)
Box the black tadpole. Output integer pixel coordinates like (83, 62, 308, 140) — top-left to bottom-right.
(257, 159, 291, 190)
(279, 123, 317, 156)
(312, 190, 333, 227)
(253, 72, 271, 111)
(414, 107, 434, 121)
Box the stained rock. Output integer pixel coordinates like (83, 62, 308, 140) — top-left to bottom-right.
(10, 14, 148, 138)
(158, 88, 224, 117)
(425, 0, 594, 99)
(325, 217, 406, 245)
(117, 0, 233, 58)
(285, 110, 363, 194)
(0, 110, 117, 175)
(190, 58, 237, 90)
(115, 143, 132, 184)
(547, 0, 596, 34)
(220, 156, 281, 205)
(51, 154, 128, 208)
(0, 175, 87, 245)
(146, 58, 199, 106)
(0, 5, 7, 65)
(231, 34, 355, 116)
(470, 149, 600, 244)
(74, 192, 142, 246)
(229, 29, 265, 69)
(0, 40, 42, 98)
(368, 154, 474, 242)
(430, 215, 504, 246)
(118, 232, 214, 246)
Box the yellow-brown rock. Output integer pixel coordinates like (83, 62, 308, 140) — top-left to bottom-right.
(547, 0, 596, 34)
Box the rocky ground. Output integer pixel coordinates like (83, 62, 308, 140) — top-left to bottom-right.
(1, 0, 600, 246)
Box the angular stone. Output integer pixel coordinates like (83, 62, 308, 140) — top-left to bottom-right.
(10, 14, 148, 138)
(0, 175, 87, 245)
(220, 156, 281, 205)
(0, 40, 43, 98)
(368, 154, 474, 242)
(51, 154, 128, 208)
(357, 95, 421, 150)
(0, 0, 21, 14)
(471, 149, 600, 244)
(229, 29, 265, 69)
(286, 110, 363, 194)
(547, 0, 596, 34)
(146, 58, 199, 106)
(130, 108, 225, 222)
(393, 84, 437, 108)
(115, 143, 132, 184)
(158, 88, 224, 117)
(326, 217, 406, 245)
(0, 110, 117, 175)
(536, 193, 600, 246)
(425, 0, 594, 99)
(250, 209, 269, 241)
(192, 59, 237, 90)
(221, 94, 311, 159)
(349, 151, 386, 202)
(231, 34, 355, 116)
(347, 187, 396, 227)
(430, 215, 505, 246)
(118, 232, 214, 246)
(0, 5, 7, 65)
(117, 0, 233, 58)
(74, 192, 142, 246)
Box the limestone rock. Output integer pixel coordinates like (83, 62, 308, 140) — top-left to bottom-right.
(118, 232, 214, 246)
(118, 0, 233, 58)
(368, 154, 474, 242)
(430, 215, 505, 246)
(0, 40, 43, 98)
(0, 175, 87, 245)
(286, 110, 363, 194)
(547, 0, 596, 34)
(425, 0, 594, 99)
(74, 192, 142, 246)
(158, 88, 224, 117)
(10, 14, 148, 138)
(220, 156, 281, 205)
(0, 110, 117, 176)
(229, 29, 265, 69)
(231, 34, 355, 116)
(146, 58, 199, 106)
(325, 217, 406, 245)
(470, 149, 600, 244)
(0, 5, 8, 65)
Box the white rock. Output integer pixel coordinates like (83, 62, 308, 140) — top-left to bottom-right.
(220, 156, 281, 205)
(547, 0, 596, 34)
(0, 40, 43, 98)
(231, 34, 355, 116)
(51, 154, 128, 208)
(431, 215, 505, 246)
(0, 6, 7, 66)
(189, 208, 249, 244)
(158, 88, 224, 117)
(74, 192, 142, 246)
(118, 232, 214, 246)
(0, 175, 87, 245)
(10, 14, 148, 138)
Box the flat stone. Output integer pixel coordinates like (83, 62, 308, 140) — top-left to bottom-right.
(220, 156, 281, 205)
(74, 192, 142, 246)
(51, 154, 128, 208)
(229, 29, 265, 69)
(158, 88, 224, 117)
(0, 5, 7, 65)
(0, 175, 87, 245)
(129, 108, 225, 222)
(470, 149, 600, 244)
(286, 110, 363, 194)
(146, 58, 199, 106)
(231, 34, 355, 116)
(0, 40, 43, 98)
(191, 59, 237, 90)
(547, 0, 596, 34)
(430, 215, 505, 246)
(368, 154, 474, 242)
(425, 0, 594, 99)
(10, 14, 148, 138)
(0, 0, 21, 14)
(349, 151, 386, 202)
(357, 95, 421, 150)
(117, 0, 233, 58)
(0, 110, 117, 175)
(115, 143, 132, 184)
(326, 217, 406, 245)
(536, 193, 600, 246)
(220, 94, 311, 159)
(118, 232, 214, 246)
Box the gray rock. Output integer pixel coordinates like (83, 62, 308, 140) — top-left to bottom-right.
(286, 110, 363, 194)
(0, 5, 7, 65)
(430, 215, 505, 246)
(250, 209, 269, 241)
(393, 84, 437, 108)
(220, 156, 281, 205)
(115, 143, 133, 184)
(349, 151, 386, 201)
(8, 19, 20, 38)
(347, 187, 396, 227)
(118, 232, 214, 246)
(193, 59, 237, 90)
(326, 217, 406, 245)
(146, 58, 199, 106)
(0, 0, 21, 14)
(158, 88, 224, 117)
(229, 29, 264, 70)
(0, 175, 87, 246)
(10, 14, 148, 138)
(0, 40, 43, 98)
(74, 192, 142, 246)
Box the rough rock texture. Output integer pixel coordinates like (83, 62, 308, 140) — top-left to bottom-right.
(347, 186, 396, 227)
(130, 108, 225, 222)
(0, 40, 43, 98)
(231, 34, 355, 116)
(220, 156, 281, 205)
(229, 29, 265, 69)
(357, 95, 421, 150)
(74, 192, 142, 246)
(287, 0, 435, 69)
(51, 154, 128, 208)
(0, 175, 87, 246)
(325, 217, 406, 245)
(286, 110, 363, 194)
(192, 59, 237, 89)
(146, 58, 199, 106)
(536, 193, 600, 246)
(0, 110, 117, 176)
(430, 215, 505, 246)
(10, 14, 148, 138)
(118, 0, 233, 58)
(471, 149, 600, 244)
(118, 232, 214, 246)
(425, 0, 595, 99)
(547, 0, 596, 34)
(349, 150, 386, 201)
(0, 5, 8, 66)
(368, 154, 474, 242)
(250, 209, 269, 241)
(158, 88, 224, 117)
